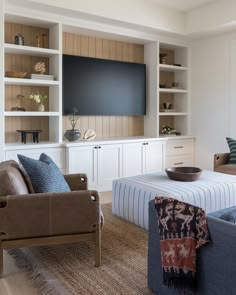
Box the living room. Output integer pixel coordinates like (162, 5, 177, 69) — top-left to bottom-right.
(1, 0, 236, 294)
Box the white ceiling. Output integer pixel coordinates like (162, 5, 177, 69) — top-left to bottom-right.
(150, 0, 218, 12)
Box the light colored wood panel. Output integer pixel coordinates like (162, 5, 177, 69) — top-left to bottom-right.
(95, 116, 103, 138)
(21, 25, 31, 47)
(88, 37, 96, 57)
(109, 117, 116, 137)
(115, 41, 122, 61)
(122, 116, 129, 136)
(121, 42, 129, 62)
(160, 48, 174, 65)
(4, 23, 12, 44)
(74, 34, 81, 55)
(128, 44, 134, 62)
(115, 116, 123, 137)
(80, 36, 89, 56)
(102, 40, 110, 59)
(64, 32, 74, 55)
(95, 38, 103, 58)
(61, 32, 145, 138)
(109, 41, 116, 60)
(102, 116, 110, 137)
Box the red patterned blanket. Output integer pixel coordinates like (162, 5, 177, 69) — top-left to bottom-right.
(155, 197, 210, 291)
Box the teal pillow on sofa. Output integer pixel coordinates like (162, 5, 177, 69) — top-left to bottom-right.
(18, 153, 71, 193)
(226, 137, 236, 164)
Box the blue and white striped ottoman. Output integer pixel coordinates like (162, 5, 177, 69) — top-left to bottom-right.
(112, 170, 236, 229)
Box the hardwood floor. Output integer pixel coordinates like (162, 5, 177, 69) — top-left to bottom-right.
(0, 191, 112, 295)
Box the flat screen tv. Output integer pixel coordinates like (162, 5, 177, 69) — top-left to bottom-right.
(63, 54, 146, 116)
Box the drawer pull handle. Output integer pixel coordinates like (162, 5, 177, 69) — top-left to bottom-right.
(174, 146, 184, 149)
(174, 162, 183, 165)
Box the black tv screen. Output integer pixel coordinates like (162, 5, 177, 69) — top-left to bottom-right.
(63, 54, 146, 115)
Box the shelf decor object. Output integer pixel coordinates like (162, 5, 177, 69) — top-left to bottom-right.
(165, 167, 202, 182)
(11, 94, 26, 111)
(29, 91, 47, 112)
(83, 129, 96, 140)
(17, 129, 42, 144)
(6, 71, 27, 78)
(64, 107, 81, 141)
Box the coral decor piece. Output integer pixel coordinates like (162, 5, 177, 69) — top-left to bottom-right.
(34, 61, 46, 75)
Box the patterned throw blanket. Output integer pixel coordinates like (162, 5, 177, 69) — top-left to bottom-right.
(155, 197, 210, 291)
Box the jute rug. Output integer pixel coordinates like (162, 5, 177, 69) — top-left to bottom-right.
(9, 203, 153, 295)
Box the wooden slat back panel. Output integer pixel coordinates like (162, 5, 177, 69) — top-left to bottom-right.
(63, 32, 144, 139)
(5, 23, 50, 143)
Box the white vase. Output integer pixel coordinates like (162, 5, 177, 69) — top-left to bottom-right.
(38, 104, 45, 112)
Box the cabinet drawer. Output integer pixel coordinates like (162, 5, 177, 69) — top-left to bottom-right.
(166, 139, 194, 156)
(166, 155, 195, 168)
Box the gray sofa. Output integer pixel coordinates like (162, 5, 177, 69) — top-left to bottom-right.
(148, 200, 236, 295)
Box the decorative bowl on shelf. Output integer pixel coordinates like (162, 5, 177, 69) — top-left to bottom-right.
(5, 71, 27, 78)
(165, 167, 202, 182)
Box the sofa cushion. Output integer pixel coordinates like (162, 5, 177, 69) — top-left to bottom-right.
(0, 160, 29, 196)
(214, 164, 236, 176)
(219, 207, 236, 224)
(226, 137, 236, 164)
(17, 153, 71, 193)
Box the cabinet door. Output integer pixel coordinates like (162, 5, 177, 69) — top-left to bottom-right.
(67, 146, 98, 188)
(144, 141, 164, 174)
(97, 144, 122, 191)
(123, 142, 143, 177)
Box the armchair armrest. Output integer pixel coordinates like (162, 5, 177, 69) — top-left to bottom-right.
(214, 153, 230, 170)
(64, 173, 88, 191)
(0, 190, 100, 241)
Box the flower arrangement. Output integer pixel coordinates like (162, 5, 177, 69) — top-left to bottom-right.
(161, 125, 176, 135)
(29, 90, 47, 105)
(34, 61, 46, 75)
(67, 107, 79, 130)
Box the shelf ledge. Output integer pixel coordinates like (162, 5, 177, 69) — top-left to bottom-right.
(4, 43, 59, 56)
(4, 77, 59, 86)
(4, 111, 60, 117)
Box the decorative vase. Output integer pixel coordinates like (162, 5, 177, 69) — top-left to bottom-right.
(64, 129, 81, 141)
(38, 104, 45, 112)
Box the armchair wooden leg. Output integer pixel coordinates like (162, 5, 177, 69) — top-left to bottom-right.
(95, 224, 101, 267)
(0, 243, 3, 277)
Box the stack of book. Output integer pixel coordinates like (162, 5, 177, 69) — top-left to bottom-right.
(31, 74, 54, 80)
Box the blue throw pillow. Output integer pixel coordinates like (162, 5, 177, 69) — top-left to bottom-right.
(226, 137, 236, 164)
(17, 153, 71, 193)
(219, 208, 236, 224)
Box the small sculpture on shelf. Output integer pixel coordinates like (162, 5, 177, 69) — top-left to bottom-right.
(161, 125, 177, 135)
(64, 107, 81, 141)
(159, 53, 168, 64)
(14, 33, 24, 45)
(11, 94, 26, 111)
(83, 129, 96, 140)
(29, 90, 47, 112)
(34, 61, 46, 75)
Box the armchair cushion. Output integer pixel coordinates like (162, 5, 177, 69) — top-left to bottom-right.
(226, 137, 236, 164)
(0, 160, 29, 196)
(17, 153, 71, 193)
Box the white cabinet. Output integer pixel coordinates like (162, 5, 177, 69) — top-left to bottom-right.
(165, 138, 195, 167)
(123, 140, 165, 177)
(5, 147, 65, 172)
(66, 143, 122, 191)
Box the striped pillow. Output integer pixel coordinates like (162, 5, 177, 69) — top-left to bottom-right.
(226, 137, 236, 164)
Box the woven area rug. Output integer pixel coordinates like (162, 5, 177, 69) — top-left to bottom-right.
(9, 203, 153, 295)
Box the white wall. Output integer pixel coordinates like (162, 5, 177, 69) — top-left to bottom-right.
(11, 0, 185, 35)
(190, 33, 236, 169)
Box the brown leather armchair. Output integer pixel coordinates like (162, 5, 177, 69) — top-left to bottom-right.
(0, 160, 101, 277)
(214, 153, 236, 175)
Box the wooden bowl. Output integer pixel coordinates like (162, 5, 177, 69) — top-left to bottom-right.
(165, 167, 202, 182)
(6, 71, 27, 78)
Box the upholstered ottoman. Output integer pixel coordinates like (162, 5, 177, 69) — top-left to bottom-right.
(112, 170, 236, 229)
